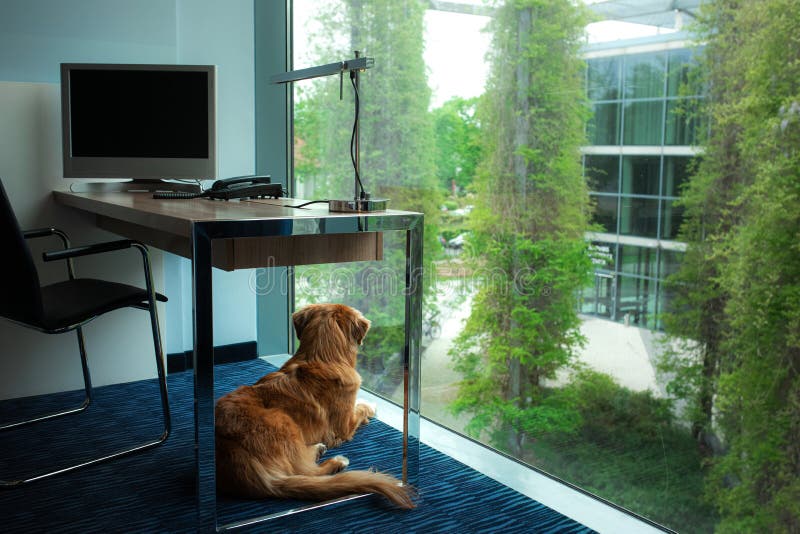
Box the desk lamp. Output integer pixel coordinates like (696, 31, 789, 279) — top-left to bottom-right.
(272, 52, 388, 212)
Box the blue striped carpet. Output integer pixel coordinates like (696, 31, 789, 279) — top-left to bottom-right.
(0, 359, 593, 533)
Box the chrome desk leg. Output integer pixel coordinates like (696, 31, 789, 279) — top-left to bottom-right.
(403, 218, 423, 485)
(193, 223, 217, 532)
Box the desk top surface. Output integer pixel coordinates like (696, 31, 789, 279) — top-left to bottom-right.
(54, 190, 420, 237)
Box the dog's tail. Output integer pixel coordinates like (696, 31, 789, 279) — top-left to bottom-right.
(251, 462, 416, 509)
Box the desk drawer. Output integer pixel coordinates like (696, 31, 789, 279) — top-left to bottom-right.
(97, 215, 383, 270)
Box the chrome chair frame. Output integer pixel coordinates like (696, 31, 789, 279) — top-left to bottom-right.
(0, 227, 171, 488)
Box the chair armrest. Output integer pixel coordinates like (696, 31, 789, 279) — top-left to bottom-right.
(43, 239, 135, 262)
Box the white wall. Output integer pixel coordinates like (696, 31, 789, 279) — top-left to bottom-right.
(164, 0, 258, 355)
(0, 82, 168, 398)
(0, 0, 258, 399)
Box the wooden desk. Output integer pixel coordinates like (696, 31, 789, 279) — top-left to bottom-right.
(53, 191, 424, 532)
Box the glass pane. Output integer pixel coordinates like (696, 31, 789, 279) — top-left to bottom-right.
(294, 254, 406, 403)
(580, 273, 615, 317)
(587, 57, 620, 100)
(660, 199, 685, 240)
(659, 249, 684, 279)
(619, 245, 658, 277)
(616, 275, 657, 328)
(621, 155, 660, 196)
(589, 102, 620, 145)
(585, 155, 619, 193)
(591, 194, 618, 233)
(667, 48, 702, 97)
(662, 156, 692, 197)
(588, 241, 617, 271)
(624, 52, 666, 99)
(623, 100, 664, 145)
(619, 197, 659, 237)
(665, 98, 704, 146)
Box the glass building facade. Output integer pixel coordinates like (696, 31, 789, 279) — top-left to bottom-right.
(581, 38, 704, 329)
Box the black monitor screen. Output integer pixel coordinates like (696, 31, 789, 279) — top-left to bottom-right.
(68, 69, 209, 159)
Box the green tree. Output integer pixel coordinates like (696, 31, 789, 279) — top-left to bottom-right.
(450, 0, 592, 457)
(662, 1, 800, 530)
(431, 96, 483, 193)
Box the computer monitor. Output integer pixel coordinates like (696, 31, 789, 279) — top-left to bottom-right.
(60, 63, 217, 192)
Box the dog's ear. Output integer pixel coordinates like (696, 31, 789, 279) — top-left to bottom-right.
(292, 306, 313, 339)
(351, 314, 371, 346)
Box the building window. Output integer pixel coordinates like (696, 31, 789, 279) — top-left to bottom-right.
(585, 154, 620, 193)
(662, 156, 691, 197)
(624, 52, 666, 99)
(620, 196, 659, 237)
(587, 56, 621, 100)
(589, 102, 620, 144)
(621, 155, 660, 196)
(660, 199, 685, 240)
(591, 194, 619, 233)
(619, 244, 658, 277)
(623, 100, 664, 145)
(585, 45, 701, 328)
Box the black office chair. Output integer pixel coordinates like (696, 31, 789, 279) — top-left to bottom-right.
(0, 178, 170, 487)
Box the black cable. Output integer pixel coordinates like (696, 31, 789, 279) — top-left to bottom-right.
(285, 199, 329, 209)
(350, 73, 366, 199)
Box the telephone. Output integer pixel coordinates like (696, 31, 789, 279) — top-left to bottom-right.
(153, 175, 283, 200)
(205, 176, 283, 200)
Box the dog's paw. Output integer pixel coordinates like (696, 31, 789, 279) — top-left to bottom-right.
(333, 455, 350, 468)
(314, 443, 328, 460)
(356, 399, 377, 417)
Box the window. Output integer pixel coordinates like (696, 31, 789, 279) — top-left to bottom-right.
(623, 100, 664, 145)
(587, 56, 620, 100)
(665, 97, 704, 146)
(624, 52, 666, 99)
(662, 156, 691, 197)
(588, 102, 620, 145)
(585, 155, 619, 193)
(619, 244, 658, 277)
(621, 155, 660, 196)
(591, 194, 618, 232)
(293, 3, 713, 532)
(660, 199, 684, 240)
(619, 197, 659, 237)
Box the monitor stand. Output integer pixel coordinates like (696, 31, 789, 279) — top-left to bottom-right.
(69, 179, 203, 194)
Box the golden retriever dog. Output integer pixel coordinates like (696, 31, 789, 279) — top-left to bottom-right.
(215, 303, 416, 509)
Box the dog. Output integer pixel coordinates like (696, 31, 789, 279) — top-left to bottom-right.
(215, 303, 416, 509)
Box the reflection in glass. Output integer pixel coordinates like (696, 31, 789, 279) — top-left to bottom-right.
(587, 57, 620, 100)
(580, 273, 615, 317)
(616, 274, 657, 328)
(585, 155, 619, 193)
(623, 100, 664, 145)
(622, 155, 660, 196)
(667, 48, 702, 97)
(619, 197, 659, 237)
(667, 49, 691, 97)
(619, 244, 658, 277)
(662, 156, 691, 197)
(665, 98, 704, 146)
(660, 199, 685, 240)
(659, 248, 684, 279)
(591, 194, 618, 233)
(589, 102, 620, 145)
(624, 52, 666, 99)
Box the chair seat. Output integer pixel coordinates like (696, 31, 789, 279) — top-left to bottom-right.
(38, 278, 167, 331)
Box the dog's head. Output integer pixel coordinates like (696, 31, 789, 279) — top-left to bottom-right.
(292, 303, 371, 363)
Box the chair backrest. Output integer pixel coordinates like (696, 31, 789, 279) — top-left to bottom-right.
(0, 178, 45, 326)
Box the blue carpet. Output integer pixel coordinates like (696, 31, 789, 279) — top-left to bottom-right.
(0, 359, 593, 533)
